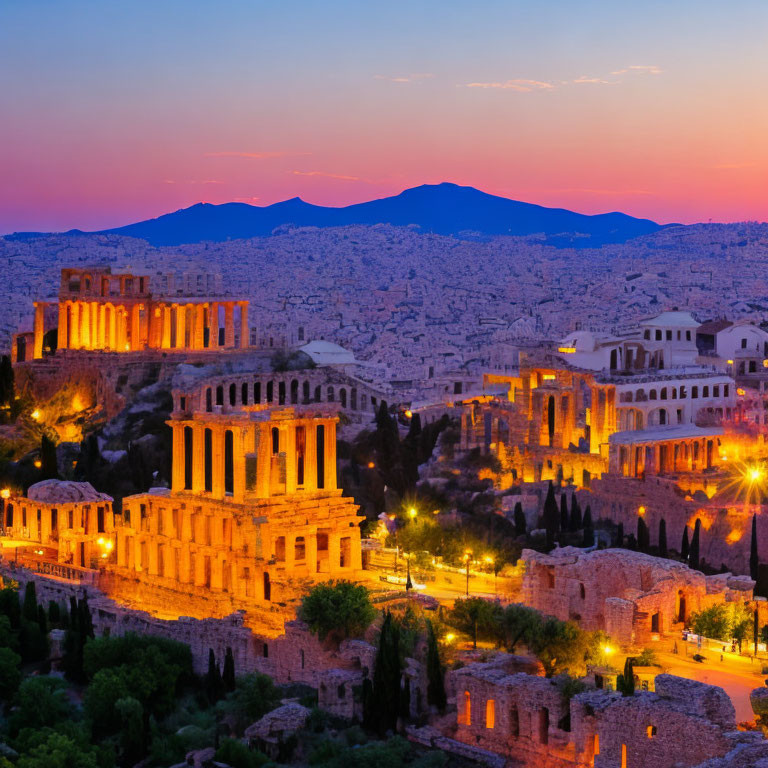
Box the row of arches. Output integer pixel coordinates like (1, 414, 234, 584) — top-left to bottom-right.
(204, 378, 377, 413)
(619, 383, 728, 404)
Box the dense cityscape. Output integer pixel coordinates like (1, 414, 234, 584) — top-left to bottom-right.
(3, 1, 768, 767)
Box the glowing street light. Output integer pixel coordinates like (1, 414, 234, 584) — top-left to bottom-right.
(30, 409, 41, 421)
(408, 507, 417, 520)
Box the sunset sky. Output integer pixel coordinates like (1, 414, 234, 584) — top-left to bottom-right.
(1, 0, 767, 233)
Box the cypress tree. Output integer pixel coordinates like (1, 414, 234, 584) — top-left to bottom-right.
(40, 434, 59, 480)
(658, 518, 668, 559)
(626, 533, 637, 551)
(618, 657, 635, 696)
(48, 600, 61, 626)
(681, 526, 690, 562)
(690, 519, 701, 570)
(37, 604, 48, 635)
(582, 517, 594, 548)
(425, 620, 446, 713)
(615, 521, 624, 548)
(543, 483, 559, 549)
(751, 514, 759, 581)
(560, 494, 569, 533)
(0, 355, 13, 407)
(637, 517, 650, 553)
(23, 581, 38, 623)
(222, 646, 236, 692)
(205, 649, 224, 704)
(513, 502, 527, 537)
(569, 495, 582, 531)
(371, 611, 402, 735)
(79, 595, 94, 640)
(399, 676, 411, 725)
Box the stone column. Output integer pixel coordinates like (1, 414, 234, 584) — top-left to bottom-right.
(33, 302, 45, 359)
(161, 304, 171, 349)
(328, 534, 341, 573)
(117, 307, 127, 351)
(324, 420, 337, 491)
(209, 302, 219, 348)
(195, 304, 205, 349)
(285, 534, 295, 571)
(212, 426, 225, 498)
(108, 305, 117, 349)
(70, 302, 80, 348)
(171, 423, 185, 492)
(131, 304, 141, 350)
(305, 422, 317, 492)
(175, 304, 186, 350)
(285, 424, 297, 494)
(81, 301, 91, 349)
(57, 302, 68, 350)
(239, 302, 249, 348)
(90, 302, 98, 349)
(98, 304, 105, 348)
(256, 425, 271, 498)
(307, 533, 318, 573)
(233, 427, 246, 502)
(192, 424, 205, 493)
(224, 302, 235, 347)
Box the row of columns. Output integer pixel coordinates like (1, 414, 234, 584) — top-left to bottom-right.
(31, 300, 249, 358)
(613, 437, 716, 477)
(170, 417, 337, 501)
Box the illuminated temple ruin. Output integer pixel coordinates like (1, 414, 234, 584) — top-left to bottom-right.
(18, 266, 250, 360)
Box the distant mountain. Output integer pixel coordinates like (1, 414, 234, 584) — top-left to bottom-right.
(10, 183, 666, 247)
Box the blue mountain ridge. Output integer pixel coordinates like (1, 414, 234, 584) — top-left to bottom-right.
(8, 183, 667, 248)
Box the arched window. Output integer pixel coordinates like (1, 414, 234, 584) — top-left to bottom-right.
(703, 386, 709, 397)
(314, 385, 322, 402)
(278, 381, 286, 405)
(660, 388, 667, 400)
(339, 388, 347, 408)
(486, 699, 495, 729)
(650, 390, 657, 401)
(216, 385, 224, 406)
(266, 381, 274, 403)
(692, 386, 699, 399)
(229, 383, 236, 406)
(303, 381, 310, 402)
(351, 388, 358, 410)
(254, 381, 261, 403)
(290, 379, 299, 405)
(241, 382, 249, 405)
(206, 387, 213, 411)
(327, 386, 335, 402)
(461, 691, 471, 726)
(271, 427, 280, 454)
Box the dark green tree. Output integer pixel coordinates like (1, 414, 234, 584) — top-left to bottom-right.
(206, 648, 225, 704)
(569, 495, 582, 531)
(369, 611, 402, 735)
(115, 695, 145, 767)
(690, 518, 701, 570)
(23, 580, 38, 622)
(681, 526, 690, 562)
(626, 533, 637, 551)
(513, 502, 527, 537)
(751, 514, 759, 581)
(658, 518, 668, 558)
(223, 646, 236, 693)
(543, 482, 559, 549)
(617, 657, 635, 696)
(637, 516, 650, 553)
(615, 521, 624, 548)
(560, 494, 569, 533)
(0, 355, 14, 407)
(582, 516, 594, 548)
(298, 580, 375, 643)
(40, 433, 59, 480)
(425, 619, 446, 713)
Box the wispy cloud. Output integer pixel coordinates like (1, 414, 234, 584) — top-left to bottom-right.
(205, 151, 310, 159)
(611, 65, 663, 76)
(466, 64, 663, 93)
(163, 179, 224, 185)
(290, 171, 360, 181)
(374, 73, 434, 83)
(465, 78, 555, 92)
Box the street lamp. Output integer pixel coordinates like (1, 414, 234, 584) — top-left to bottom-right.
(463, 549, 472, 597)
(0, 488, 8, 536)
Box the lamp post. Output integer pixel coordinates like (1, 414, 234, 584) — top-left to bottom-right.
(485, 555, 496, 596)
(405, 507, 417, 591)
(463, 549, 472, 597)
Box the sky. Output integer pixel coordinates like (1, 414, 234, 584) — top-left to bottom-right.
(1, 0, 767, 233)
